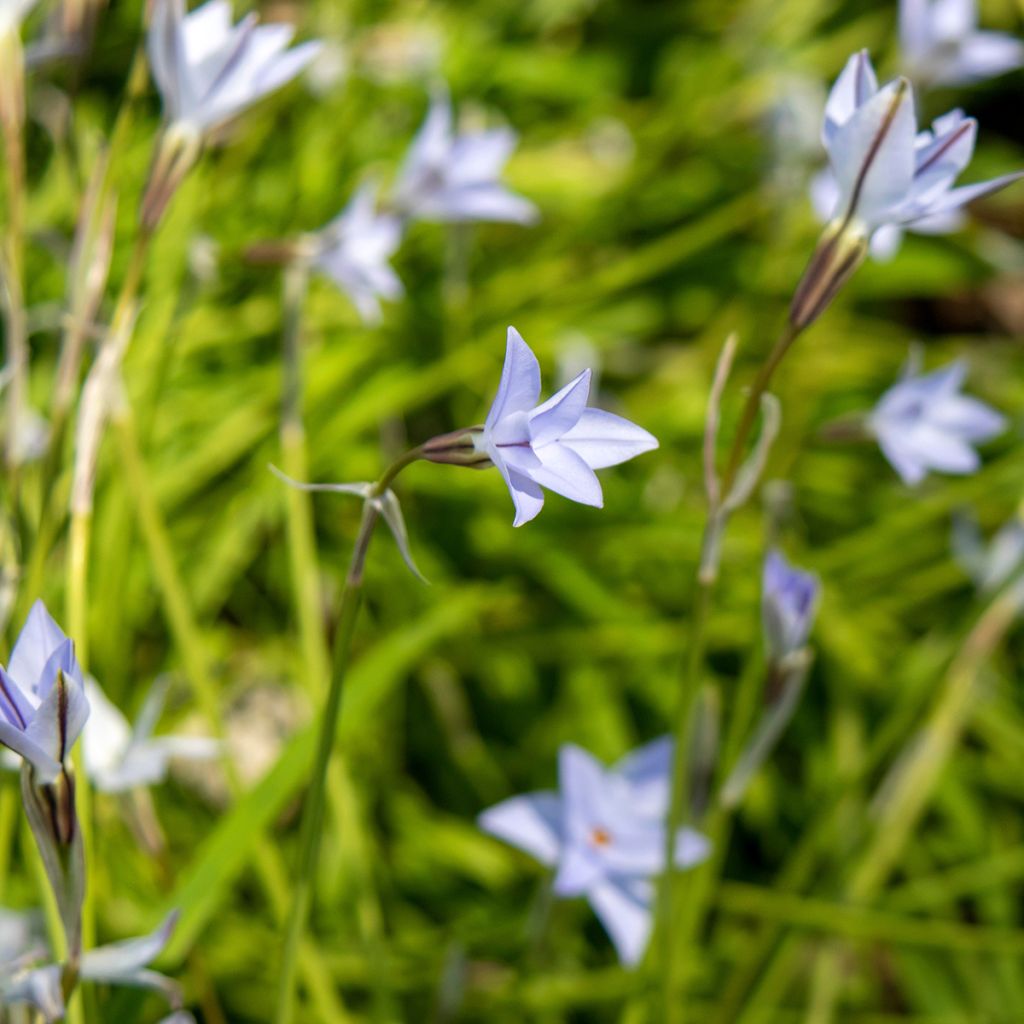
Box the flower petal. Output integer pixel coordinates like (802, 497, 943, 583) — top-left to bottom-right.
(478, 791, 564, 867)
(528, 369, 591, 447)
(80, 911, 179, 982)
(823, 49, 878, 145)
(530, 444, 603, 508)
(560, 408, 659, 469)
(485, 328, 542, 431)
(8, 601, 69, 697)
(587, 878, 653, 967)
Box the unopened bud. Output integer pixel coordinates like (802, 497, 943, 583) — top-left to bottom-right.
(420, 428, 490, 468)
(140, 122, 202, 233)
(789, 218, 868, 330)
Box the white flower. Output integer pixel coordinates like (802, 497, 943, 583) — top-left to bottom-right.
(869, 359, 1005, 485)
(147, 0, 321, 134)
(313, 184, 405, 324)
(83, 677, 219, 794)
(474, 328, 658, 527)
(393, 93, 538, 225)
(901, 0, 1024, 87)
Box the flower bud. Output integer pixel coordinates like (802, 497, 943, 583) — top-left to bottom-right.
(139, 122, 202, 233)
(788, 218, 868, 330)
(420, 427, 490, 468)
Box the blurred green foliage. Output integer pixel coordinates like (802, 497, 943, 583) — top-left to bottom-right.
(3, 0, 1024, 1020)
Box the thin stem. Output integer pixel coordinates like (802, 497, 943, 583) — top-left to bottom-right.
(275, 448, 422, 1024)
(656, 317, 804, 1023)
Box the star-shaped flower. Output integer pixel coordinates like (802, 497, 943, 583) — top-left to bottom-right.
(762, 550, 820, 663)
(480, 740, 711, 966)
(312, 183, 405, 324)
(818, 50, 1022, 243)
(82, 677, 219, 794)
(0, 601, 89, 784)
(869, 359, 1005, 485)
(147, 0, 321, 134)
(473, 328, 658, 526)
(393, 92, 538, 225)
(900, 0, 1024, 88)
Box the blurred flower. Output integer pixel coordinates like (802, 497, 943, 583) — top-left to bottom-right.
(147, 0, 321, 134)
(900, 0, 1024, 87)
(0, 601, 89, 784)
(869, 359, 1004, 485)
(480, 740, 710, 965)
(0, 911, 189, 1023)
(82, 677, 219, 794)
(817, 50, 1022, 243)
(762, 549, 819, 663)
(952, 511, 1024, 591)
(463, 327, 658, 527)
(313, 183, 405, 324)
(393, 92, 538, 225)
(0, 0, 37, 34)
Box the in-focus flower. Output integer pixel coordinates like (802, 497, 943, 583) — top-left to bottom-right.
(393, 92, 538, 225)
(0, 601, 89, 784)
(762, 549, 820, 663)
(900, 0, 1024, 87)
(456, 327, 657, 527)
(819, 50, 1021, 245)
(479, 740, 711, 966)
(794, 50, 1022, 321)
(0, 911, 190, 1023)
(952, 511, 1024, 591)
(83, 677, 219, 794)
(312, 183, 405, 324)
(147, 0, 321, 134)
(869, 359, 1004, 485)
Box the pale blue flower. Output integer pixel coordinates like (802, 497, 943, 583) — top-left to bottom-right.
(313, 183, 405, 324)
(869, 359, 1005, 485)
(762, 550, 820, 662)
(82, 678, 219, 794)
(393, 93, 538, 225)
(475, 328, 658, 527)
(817, 50, 1021, 244)
(148, 0, 321, 134)
(0, 601, 89, 784)
(479, 740, 711, 966)
(901, 0, 1024, 87)
(952, 512, 1024, 591)
(1, 912, 190, 1023)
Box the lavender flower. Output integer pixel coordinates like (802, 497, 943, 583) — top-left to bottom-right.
(819, 50, 1021, 240)
(82, 678, 219, 794)
(466, 327, 658, 527)
(793, 50, 1021, 322)
(952, 512, 1024, 591)
(901, 0, 1024, 88)
(1, 912, 190, 1023)
(762, 550, 820, 663)
(312, 184, 405, 324)
(479, 740, 711, 966)
(147, 0, 321, 134)
(869, 359, 1005, 485)
(393, 92, 538, 225)
(0, 601, 89, 784)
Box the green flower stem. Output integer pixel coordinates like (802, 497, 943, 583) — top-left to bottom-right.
(279, 261, 391, 1013)
(275, 450, 421, 1024)
(113, 406, 354, 1024)
(658, 318, 804, 1023)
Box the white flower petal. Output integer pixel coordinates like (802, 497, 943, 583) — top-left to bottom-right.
(587, 878, 653, 967)
(559, 408, 659, 470)
(485, 328, 542, 430)
(478, 792, 563, 867)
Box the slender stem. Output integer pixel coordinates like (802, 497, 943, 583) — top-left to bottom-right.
(275, 449, 422, 1024)
(656, 318, 804, 1022)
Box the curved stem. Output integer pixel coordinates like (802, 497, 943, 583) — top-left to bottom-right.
(274, 448, 422, 1024)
